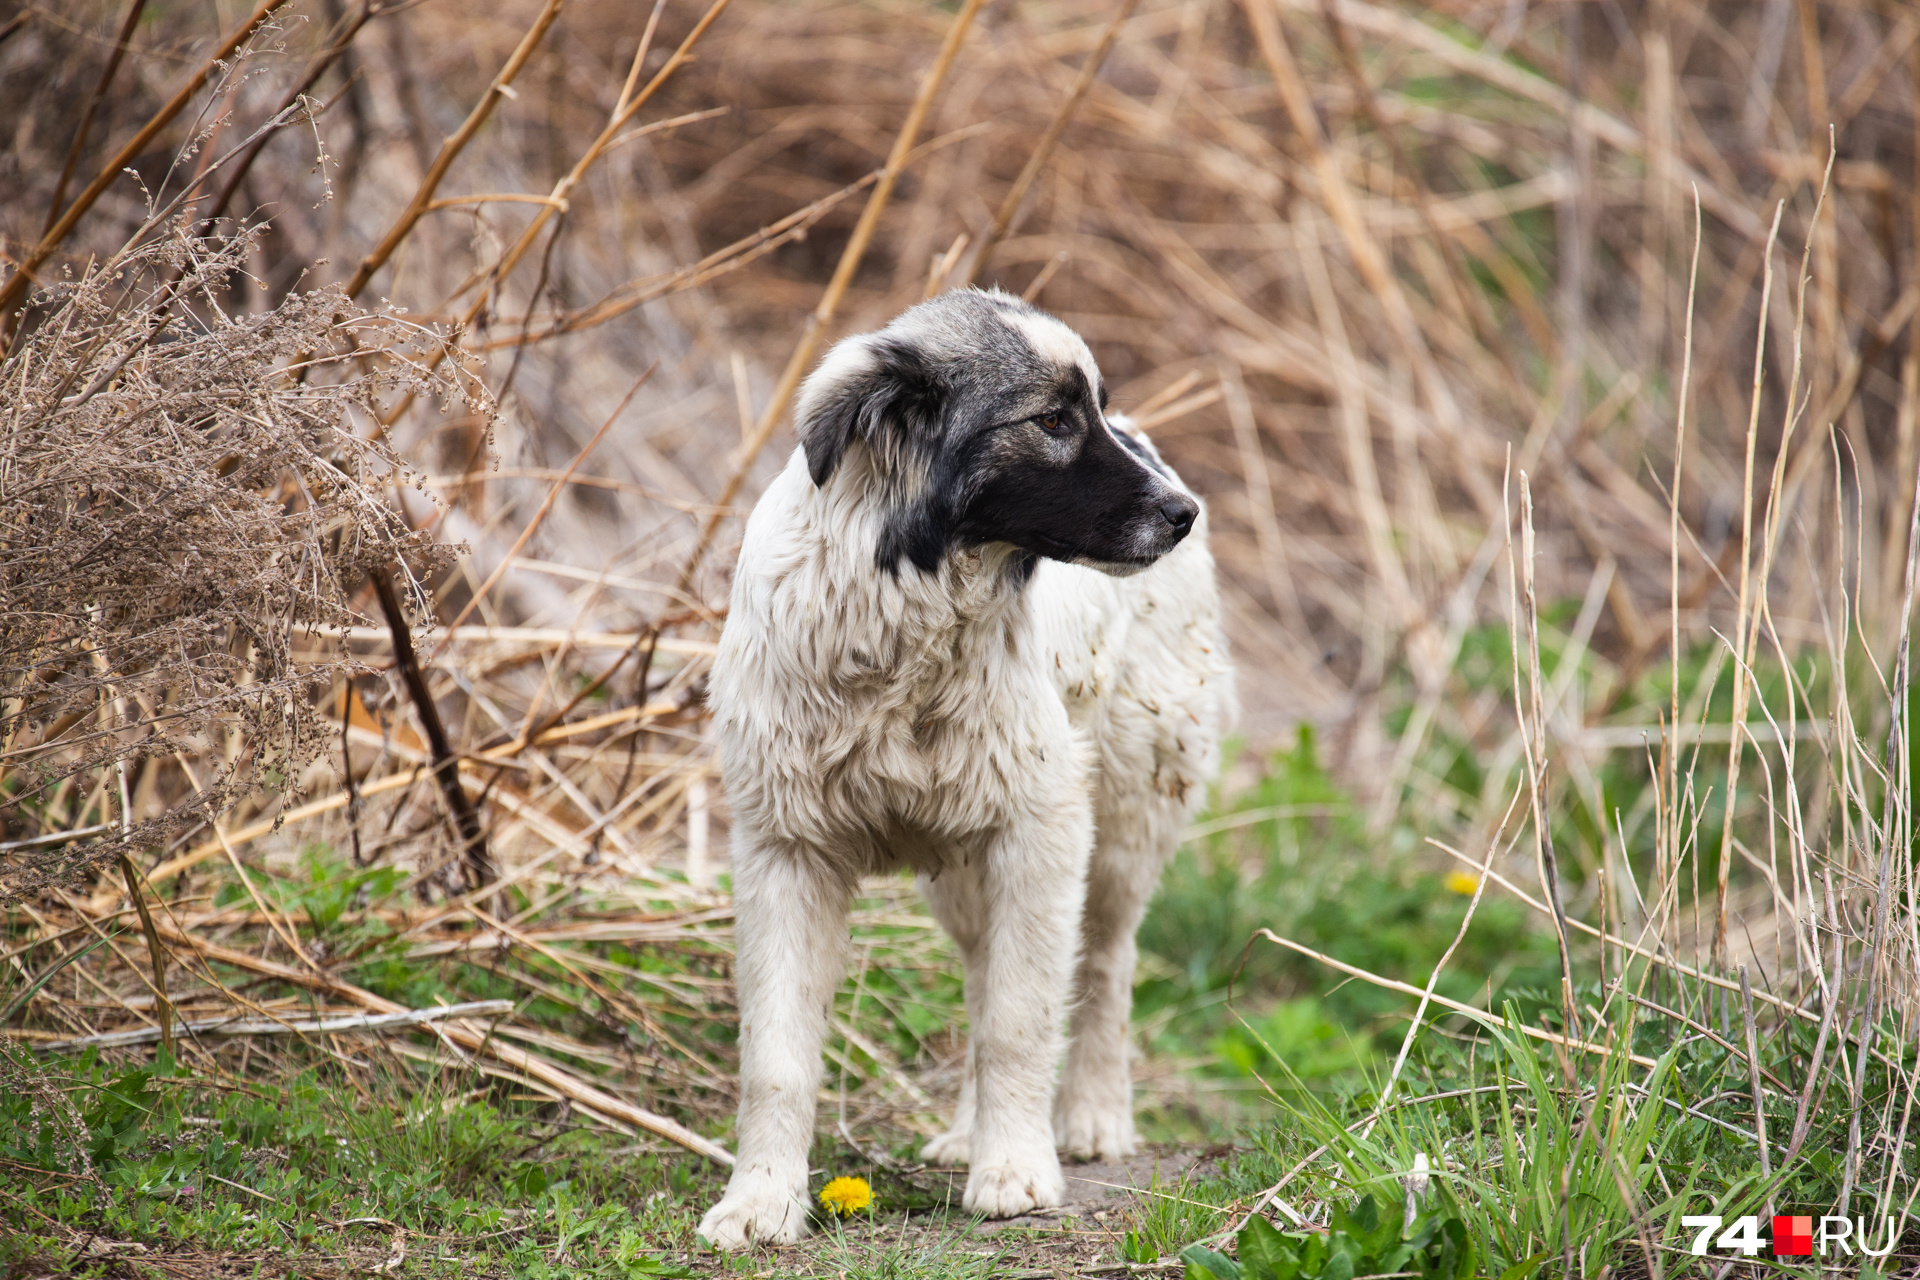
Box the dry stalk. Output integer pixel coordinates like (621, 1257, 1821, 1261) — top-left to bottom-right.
(444, 0, 732, 317)
(37, 997, 515, 1053)
(1243, 0, 1493, 524)
(1363, 778, 1525, 1134)
(676, 0, 993, 597)
(42, 0, 149, 234)
(1253, 928, 1657, 1069)
(434, 369, 651, 644)
(130, 906, 733, 1163)
(114, 855, 174, 1059)
(1667, 190, 1703, 939)
(485, 165, 881, 347)
(340, 0, 567, 301)
(955, 0, 1139, 288)
(1738, 965, 1772, 1188)
(1514, 475, 1580, 1044)
(1719, 148, 1833, 967)
(0, 0, 291, 341)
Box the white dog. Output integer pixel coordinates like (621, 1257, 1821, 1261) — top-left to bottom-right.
(699, 290, 1231, 1248)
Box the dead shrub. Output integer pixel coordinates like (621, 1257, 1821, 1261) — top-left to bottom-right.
(0, 219, 485, 899)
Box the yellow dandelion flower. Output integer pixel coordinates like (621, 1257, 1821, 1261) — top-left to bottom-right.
(819, 1176, 872, 1217)
(1444, 870, 1481, 896)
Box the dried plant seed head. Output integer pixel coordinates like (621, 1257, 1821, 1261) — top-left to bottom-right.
(0, 221, 488, 900)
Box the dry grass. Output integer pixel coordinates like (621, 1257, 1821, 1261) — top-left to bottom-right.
(6, 0, 1914, 721)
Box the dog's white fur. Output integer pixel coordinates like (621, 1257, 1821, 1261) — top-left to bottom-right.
(698, 306, 1232, 1249)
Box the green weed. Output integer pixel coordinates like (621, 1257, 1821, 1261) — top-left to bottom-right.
(1182, 1192, 1477, 1280)
(1123, 1167, 1230, 1261)
(1136, 727, 1562, 1103)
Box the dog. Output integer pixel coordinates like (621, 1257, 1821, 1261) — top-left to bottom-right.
(698, 289, 1232, 1248)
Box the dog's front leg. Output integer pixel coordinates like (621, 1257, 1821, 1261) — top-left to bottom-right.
(963, 807, 1090, 1217)
(699, 839, 852, 1249)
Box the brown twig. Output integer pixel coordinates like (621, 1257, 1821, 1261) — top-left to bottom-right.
(483, 163, 884, 348)
(134, 912, 733, 1163)
(371, 569, 493, 890)
(43, 0, 149, 235)
(138, 659, 710, 888)
(520, 620, 677, 753)
(340, 680, 365, 868)
(368, 0, 732, 428)
(37, 998, 515, 1053)
(956, 0, 1139, 288)
(0, 0, 291, 342)
(144, 764, 432, 887)
(445, 0, 725, 316)
(674, 0, 994, 600)
(1619, 992, 1793, 1096)
(430, 365, 653, 651)
(340, 0, 568, 301)
(192, 0, 386, 239)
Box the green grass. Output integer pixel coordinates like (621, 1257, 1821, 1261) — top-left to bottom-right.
(1118, 985, 1914, 1276)
(1122, 610, 1919, 1279)
(0, 1041, 724, 1277)
(1134, 725, 1565, 1121)
(0, 1032, 1047, 1277)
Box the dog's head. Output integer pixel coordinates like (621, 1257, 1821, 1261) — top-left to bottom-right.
(794, 289, 1199, 577)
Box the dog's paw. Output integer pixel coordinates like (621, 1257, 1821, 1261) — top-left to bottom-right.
(962, 1158, 1065, 1218)
(920, 1127, 972, 1166)
(1053, 1097, 1137, 1161)
(698, 1172, 810, 1250)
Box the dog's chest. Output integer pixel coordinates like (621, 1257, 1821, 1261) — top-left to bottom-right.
(823, 582, 1073, 830)
(716, 559, 1095, 855)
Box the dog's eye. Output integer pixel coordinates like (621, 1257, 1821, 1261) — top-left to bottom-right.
(1035, 411, 1067, 435)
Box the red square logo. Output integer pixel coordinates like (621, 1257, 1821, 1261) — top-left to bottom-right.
(1772, 1216, 1813, 1256)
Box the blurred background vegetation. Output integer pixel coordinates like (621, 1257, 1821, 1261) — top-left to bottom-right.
(2, 0, 1917, 1274)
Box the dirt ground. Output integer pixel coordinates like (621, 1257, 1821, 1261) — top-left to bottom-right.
(739, 1145, 1225, 1278)
(947, 1146, 1219, 1231)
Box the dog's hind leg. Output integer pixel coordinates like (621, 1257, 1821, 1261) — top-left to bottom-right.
(698, 838, 853, 1249)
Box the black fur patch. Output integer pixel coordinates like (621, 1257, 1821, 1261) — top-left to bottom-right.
(799, 339, 945, 488)
(1112, 428, 1169, 477)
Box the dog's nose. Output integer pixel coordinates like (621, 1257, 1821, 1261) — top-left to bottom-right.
(1159, 494, 1198, 536)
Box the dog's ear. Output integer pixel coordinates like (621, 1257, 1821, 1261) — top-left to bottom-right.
(794, 336, 943, 487)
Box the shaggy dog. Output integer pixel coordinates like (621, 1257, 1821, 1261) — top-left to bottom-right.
(698, 290, 1232, 1248)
